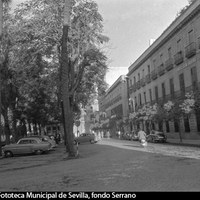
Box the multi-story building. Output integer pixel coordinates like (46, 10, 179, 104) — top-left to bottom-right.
(98, 75, 129, 137)
(127, 0, 200, 139)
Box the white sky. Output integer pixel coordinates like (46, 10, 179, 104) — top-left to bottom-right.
(13, 0, 189, 87)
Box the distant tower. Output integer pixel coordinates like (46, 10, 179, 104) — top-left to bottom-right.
(92, 83, 99, 112)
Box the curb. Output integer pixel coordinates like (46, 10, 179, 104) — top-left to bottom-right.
(166, 141, 200, 148)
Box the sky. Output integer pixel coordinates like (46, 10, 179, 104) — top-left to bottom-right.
(12, 0, 189, 87)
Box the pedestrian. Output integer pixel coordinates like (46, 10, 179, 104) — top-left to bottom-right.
(117, 130, 121, 139)
(138, 128, 147, 147)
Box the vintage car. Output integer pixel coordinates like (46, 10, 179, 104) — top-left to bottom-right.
(27, 135, 57, 149)
(2, 137, 51, 158)
(74, 133, 97, 144)
(146, 130, 167, 143)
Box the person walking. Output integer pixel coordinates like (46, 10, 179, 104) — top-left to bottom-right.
(138, 128, 147, 147)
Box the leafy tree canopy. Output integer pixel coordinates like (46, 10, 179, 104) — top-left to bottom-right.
(2, 0, 109, 125)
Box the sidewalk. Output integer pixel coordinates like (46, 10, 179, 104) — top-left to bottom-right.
(166, 138, 200, 147)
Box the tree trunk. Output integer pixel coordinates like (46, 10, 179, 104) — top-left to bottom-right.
(60, 0, 76, 157)
(0, 0, 3, 156)
(178, 119, 183, 143)
(11, 108, 17, 142)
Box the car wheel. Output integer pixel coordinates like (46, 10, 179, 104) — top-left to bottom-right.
(35, 150, 42, 155)
(90, 139, 95, 144)
(4, 151, 13, 158)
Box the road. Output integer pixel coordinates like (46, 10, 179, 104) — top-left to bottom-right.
(0, 138, 200, 191)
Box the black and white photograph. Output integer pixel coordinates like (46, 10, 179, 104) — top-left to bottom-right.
(1, 0, 200, 194)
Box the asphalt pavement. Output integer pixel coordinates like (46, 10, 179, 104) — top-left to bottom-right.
(1, 138, 200, 191)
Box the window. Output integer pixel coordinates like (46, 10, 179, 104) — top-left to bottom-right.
(170, 78, 175, 99)
(184, 116, 190, 132)
(135, 96, 137, 108)
(158, 121, 163, 132)
(168, 47, 172, 58)
(18, 140, 30, 144)
(174, 119, 179, 132)
(142, 69, 145, 78)
(147, 65, 151, 74)
(177, 39, 181, 52)
(138, 73, 140, 81)
(153, 59, 156, 70)
(144, 92, 147, 103)
(30, 140, 38, 144)
(134, 77, 136, 84)
(130, 79, 132, 86)
(191, 67, 198, 91)
(160, 54, 163, 63)
(196, 111, 200, 132)
(166, 121, 170, 133)
(155, 86, 158, 102)
(179, 73, 185, 97)
(188, 29, 194, 43)
(138, 93, 142, 106)
(149, 89, 152, 102)
(162, 82, 166, 100)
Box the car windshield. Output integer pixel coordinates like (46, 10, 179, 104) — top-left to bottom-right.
(157, 133, 164, 136)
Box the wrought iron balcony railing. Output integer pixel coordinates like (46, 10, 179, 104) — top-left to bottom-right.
(165, 58, 174, 71)
(140, 78, 146, 87)
(136, 81, 141, 90)
(158, 63, 165, 76)
(151, 69, 158, 80)
(185, 42, 196, 59)
(145, 74, 151, 84)
(174, 51, 184, 65)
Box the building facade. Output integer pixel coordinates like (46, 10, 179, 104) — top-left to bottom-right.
(127, 1, 200, 139)
(98, 75, 129, 137)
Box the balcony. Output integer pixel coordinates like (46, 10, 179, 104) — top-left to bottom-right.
(133, 84, 136, 92)
(145, 74, 151, 84)
(129, 86, 133, 94)
(151, 69, 158, 80)
(158, 63, 165, 76)
(174, 51, 184, 66)
(140, 78, 146, 87)
(185, 42, 196, 59)
(165, 58, 174, 71)
(129, 85, 136, 94)
(136, 81, 141, 90)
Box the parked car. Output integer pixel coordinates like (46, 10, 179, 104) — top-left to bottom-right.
(146, 130, 167, 143)
(43, 135, 57, 148)
(131, 133, 139, 141)
(2, 137, 51, 158)
(27, 135, 57, 149)
(74, 133, 97, 144)
(122, 133, 132, 140)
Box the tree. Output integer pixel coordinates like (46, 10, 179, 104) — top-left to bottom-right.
(60, 0, 76, 157)
(0, 0, 12, 156)
(0, 0, 108, 157)
(129, 103, 158, 133)
(163, 93, 195, 142)
(60, 0, 109, 157)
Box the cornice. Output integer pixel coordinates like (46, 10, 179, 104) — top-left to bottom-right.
(128, 1, 200, 76)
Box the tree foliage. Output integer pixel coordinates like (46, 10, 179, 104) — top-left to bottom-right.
(0, 0, 109, 144)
